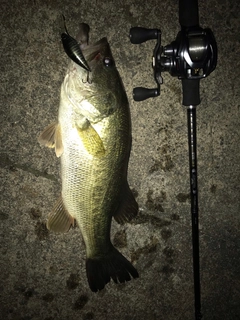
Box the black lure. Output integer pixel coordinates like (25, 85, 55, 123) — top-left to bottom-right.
(61, 16, 91, 72)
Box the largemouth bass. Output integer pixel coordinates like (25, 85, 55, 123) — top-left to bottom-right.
(38, 22, 139, 292)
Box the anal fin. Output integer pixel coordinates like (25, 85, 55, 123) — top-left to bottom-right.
(114, 182, 138, 224)
(47, 196, 75, 233)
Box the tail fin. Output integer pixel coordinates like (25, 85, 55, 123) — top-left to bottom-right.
(86, 247, 139, 292)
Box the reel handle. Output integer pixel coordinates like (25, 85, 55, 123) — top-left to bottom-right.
(133, 87, 159, 101)
(130, 27, 159, 44)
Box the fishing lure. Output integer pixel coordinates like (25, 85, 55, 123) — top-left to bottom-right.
(61, 15, 91, 72)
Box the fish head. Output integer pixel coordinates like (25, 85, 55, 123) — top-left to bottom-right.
(63, 27, 127, 123)
(82, 37, 126, 119)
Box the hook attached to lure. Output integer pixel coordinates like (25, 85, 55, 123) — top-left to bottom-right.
(61, 15, 91, 72)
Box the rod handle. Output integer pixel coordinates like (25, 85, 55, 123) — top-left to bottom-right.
(179, 0, 199, 27)
(182, 79, 200, 106)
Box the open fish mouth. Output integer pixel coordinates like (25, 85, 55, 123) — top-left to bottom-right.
(61, 17, 110, 74)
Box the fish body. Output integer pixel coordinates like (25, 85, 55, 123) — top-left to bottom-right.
(39, 23, 138, 292)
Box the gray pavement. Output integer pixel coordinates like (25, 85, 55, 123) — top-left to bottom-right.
(1, 0, 239, 319)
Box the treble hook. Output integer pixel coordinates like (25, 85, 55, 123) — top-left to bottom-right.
(82, 71, 92, 84)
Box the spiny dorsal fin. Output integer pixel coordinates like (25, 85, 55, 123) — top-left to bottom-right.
(38, 122, 63, 157)
(47, 196, 75, 233)
(114, 182, 138, 224)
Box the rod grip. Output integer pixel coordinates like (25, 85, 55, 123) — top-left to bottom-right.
(179, 0, 199, 27)
(129, 27, 159, 44)
(181, 79, 200, 106)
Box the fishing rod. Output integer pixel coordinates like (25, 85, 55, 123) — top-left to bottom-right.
(129, 0, 217, 319)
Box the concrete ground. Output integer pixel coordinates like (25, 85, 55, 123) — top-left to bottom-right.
(1, 0, 239, 319)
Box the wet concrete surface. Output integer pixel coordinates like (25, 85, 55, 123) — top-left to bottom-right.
(0, 0, 240, 319)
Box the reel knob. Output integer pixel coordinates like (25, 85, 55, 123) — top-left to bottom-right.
(129, 27, 159, 44)
(133, 87, 159, 101)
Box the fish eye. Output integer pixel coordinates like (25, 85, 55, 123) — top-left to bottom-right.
(103, 57, 115, 68)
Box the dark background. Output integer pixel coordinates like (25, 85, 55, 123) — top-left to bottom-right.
(1, 0, 239, 319)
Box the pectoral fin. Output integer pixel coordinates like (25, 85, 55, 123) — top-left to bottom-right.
(38, 122, 63, 157)
(76, 120, 105, 157)
(114, 182, 139, 224)
(47, 196, 75, 233)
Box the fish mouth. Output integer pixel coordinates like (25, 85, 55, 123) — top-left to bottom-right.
(82, 38, 110, 68)
(61, 20, 109, 72)
(75, 22, 110, 66)
(61, 20, 111, 73)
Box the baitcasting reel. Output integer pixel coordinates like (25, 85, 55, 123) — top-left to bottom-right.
(129, 22, 217, 106)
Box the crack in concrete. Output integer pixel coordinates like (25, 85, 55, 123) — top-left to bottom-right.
(0, 153, 58, 182)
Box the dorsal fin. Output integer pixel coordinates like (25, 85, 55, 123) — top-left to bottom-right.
(114, 182, 138, 224)
(47, 196, 75, 233)
(38, 122, 63, 157)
